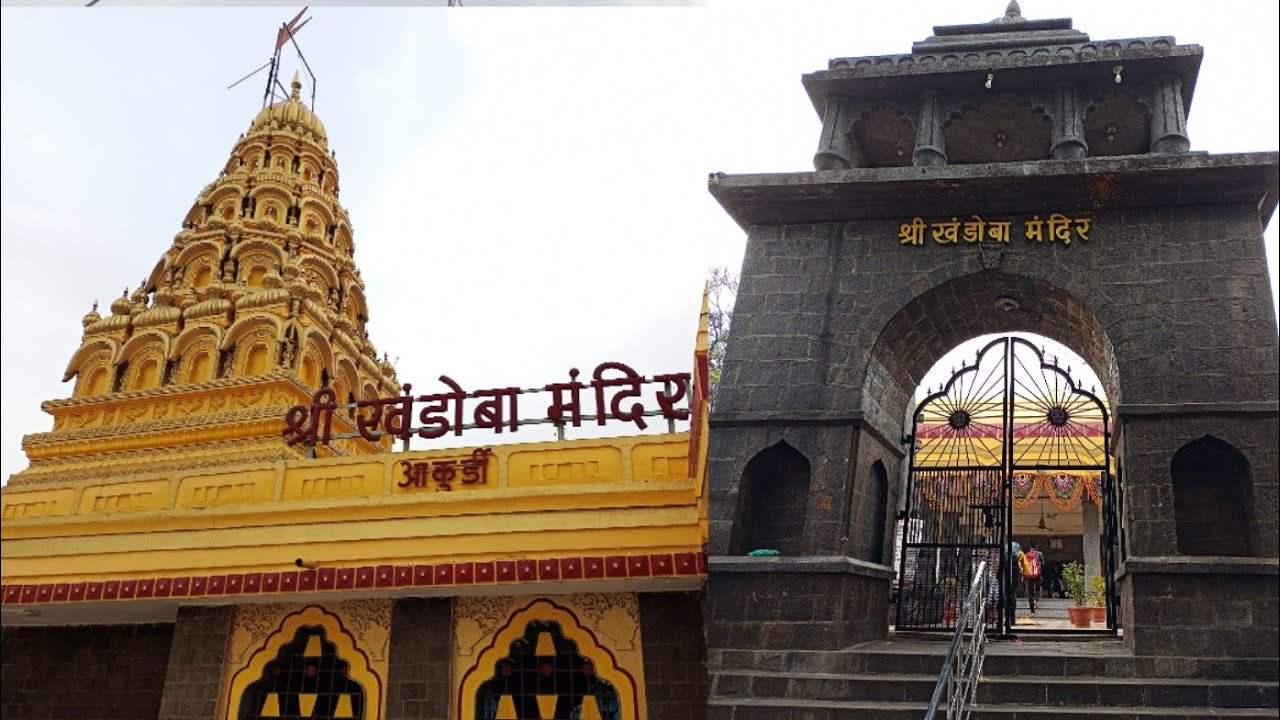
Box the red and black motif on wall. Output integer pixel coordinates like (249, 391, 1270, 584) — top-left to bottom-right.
(475, 620, 620, 720)
(238, 625, 365, 720)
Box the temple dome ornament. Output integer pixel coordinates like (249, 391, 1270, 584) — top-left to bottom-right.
(109, 290, 133, 316)
(249, 72, 327, 146)
(81, 301, 101, 328)
(134, 302, 182, 330)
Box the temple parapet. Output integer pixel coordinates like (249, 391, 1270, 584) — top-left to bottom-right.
(1, 431, 706, 618)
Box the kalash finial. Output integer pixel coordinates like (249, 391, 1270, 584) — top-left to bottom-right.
(290, 70, 302, 101)
(993, 0, 1025, 23)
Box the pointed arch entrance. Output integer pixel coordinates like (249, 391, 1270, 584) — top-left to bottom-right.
(895, 336, 1117, 633)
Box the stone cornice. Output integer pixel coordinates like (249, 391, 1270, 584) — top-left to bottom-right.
(1116, 401, 1279, 419)
(806, 37, 1202, 119)
(1117, 555, 1279, 578)
(708, 151, 1279, 229)
(708, 555, 895, 580)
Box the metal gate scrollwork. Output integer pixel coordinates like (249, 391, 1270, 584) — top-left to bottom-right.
(895, 337, 1114, 632)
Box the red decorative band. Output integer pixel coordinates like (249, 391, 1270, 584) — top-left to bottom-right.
(0, 551, 706, 606)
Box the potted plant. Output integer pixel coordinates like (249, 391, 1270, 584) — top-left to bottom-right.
(1062, 561, 1091, 628)
(1089, 576, 1108, 623)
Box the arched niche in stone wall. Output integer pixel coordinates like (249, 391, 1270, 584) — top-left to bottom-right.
(731, 440, 812, 556)
(1171, 436, 1254, 557)
(943, 95, 1052, 164)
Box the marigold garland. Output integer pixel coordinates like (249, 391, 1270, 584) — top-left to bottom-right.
(1084, 474, 1104, 505)
(1012, 473, 1040, 510)
(918, 471, 1104, 512)
(1047, 473, 1085, 511)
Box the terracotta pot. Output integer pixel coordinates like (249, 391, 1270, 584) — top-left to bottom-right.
(1091, 606, 1106, 623)
(1066, 605, 1092, 628)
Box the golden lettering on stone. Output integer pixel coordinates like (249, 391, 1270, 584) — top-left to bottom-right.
(897, 213, 1091, 247)
(931, 217, 960, 244)
(898, 216, 926, 246)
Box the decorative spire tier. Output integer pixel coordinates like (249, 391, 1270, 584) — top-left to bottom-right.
(11, 77, 399, 484)
(807, 2, 1200, 169)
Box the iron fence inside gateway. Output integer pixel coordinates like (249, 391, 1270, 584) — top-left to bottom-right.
(895, 336, 1115, 634)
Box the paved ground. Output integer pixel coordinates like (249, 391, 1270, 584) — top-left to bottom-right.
(1010, 598, 1108, 631)
(854, 635, 1130, 656)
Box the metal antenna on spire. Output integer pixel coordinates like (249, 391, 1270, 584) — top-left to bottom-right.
(226, 8, 313, 108)
(280, 13, 319, 111)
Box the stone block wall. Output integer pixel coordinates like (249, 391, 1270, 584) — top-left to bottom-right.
(1121, 563, 1279, 657)
(639, 592, 708, 720)
(1, 623, 174, 720)
(843, 429, 903, 565)
(707, 424, 859, 557)
(707, 559, 891, 652)
(385, 597, 453, 720)
(157, 605, 234, 720)
(1119, 414, 1279, 559)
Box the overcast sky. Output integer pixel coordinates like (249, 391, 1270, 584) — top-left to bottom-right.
(2, 0, 1276, 481)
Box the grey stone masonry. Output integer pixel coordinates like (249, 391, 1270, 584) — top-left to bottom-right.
(385, 597, 453, 720)
(2, 623, 174, 720)
(802, 6, 1203, 170)
(639, 593, 708, 720)
(158, 606, 234, 720)
(705, 3, 1279, 685)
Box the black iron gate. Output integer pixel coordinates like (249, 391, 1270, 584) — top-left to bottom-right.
(894, 337, 1113, 633)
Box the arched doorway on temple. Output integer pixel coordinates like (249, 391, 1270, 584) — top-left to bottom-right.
(892, 333, 1119, 634)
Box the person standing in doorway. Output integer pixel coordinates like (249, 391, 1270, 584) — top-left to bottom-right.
(1009, 538, 1022, 603)
(1021, 541, 1044, 615)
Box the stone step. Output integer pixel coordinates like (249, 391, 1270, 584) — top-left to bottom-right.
(708, 697, 1280, 720)
(709, 643, 1280, 680)
(710, 670, 1279, 708)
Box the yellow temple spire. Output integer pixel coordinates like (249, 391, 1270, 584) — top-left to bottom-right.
(10, 78, 401, 485)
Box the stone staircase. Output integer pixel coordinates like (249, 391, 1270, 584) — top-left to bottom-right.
(707, 636, 1280, 719)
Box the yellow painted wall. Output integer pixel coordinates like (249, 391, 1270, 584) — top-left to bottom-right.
(1, 433, 700, 588)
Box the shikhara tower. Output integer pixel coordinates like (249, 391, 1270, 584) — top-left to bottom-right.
(1, 60, 709, 720)
(12, 73, 399, 487)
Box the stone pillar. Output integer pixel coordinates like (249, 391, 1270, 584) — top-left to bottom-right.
(385, 597, 453, 720)
(912, 90, 947, 167)
(639, 593, 707, 720)
(813, 97, 857, 170)
(157, 606, 235, 720)
(1051, 82, 1088, 159)
(1150, 74, 1190, 154)
(1082, 495, 1101, 583)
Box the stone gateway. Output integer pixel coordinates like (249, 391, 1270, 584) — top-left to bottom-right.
(704, 3, 1277, 718)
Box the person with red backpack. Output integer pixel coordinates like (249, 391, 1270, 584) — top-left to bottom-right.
(1018, 541, 1044, 615)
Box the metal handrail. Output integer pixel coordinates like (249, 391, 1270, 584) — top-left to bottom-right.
(923, 559, 992, 720)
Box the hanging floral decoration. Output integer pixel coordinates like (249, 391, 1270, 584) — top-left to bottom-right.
(1084, 474, 1103, 505)
(1012, 473, 1040, 510)
(1046, 473, 1085, 512)
(921, 471, 1107, 512)
(921, 474, 950, 510)
(970, 474, 1000, 505)
(919, 472, 1003, 511)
